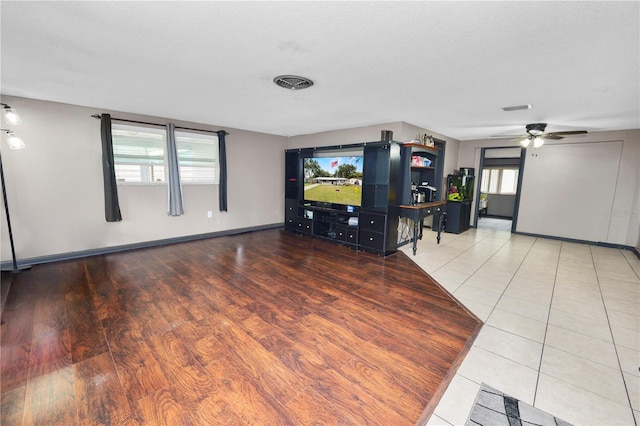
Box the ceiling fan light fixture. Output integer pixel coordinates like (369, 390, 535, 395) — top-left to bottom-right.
(533, 136, 545, 148)
(520, 137, 532, 148)
(526, 123, 547, 136)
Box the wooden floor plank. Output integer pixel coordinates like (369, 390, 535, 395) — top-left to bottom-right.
(132, 387, 190, 426)
(183, 394, 247, 426)
(146, 330, 217, 405)
(23, 366, 78, 426)
(307, 368, 409, 425)
(0, 228, 480, 424)
(1, 385, 25, 425)
(203, 356, 295, 425)
(73, 352, 131, 425)
(0, 343, 32, 394)
(106, 337, 170, 404)
(66, 296, 109, 363)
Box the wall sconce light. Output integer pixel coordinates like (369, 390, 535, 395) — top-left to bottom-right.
(2, 129, 25, 150)
(1, 103, 22, 125)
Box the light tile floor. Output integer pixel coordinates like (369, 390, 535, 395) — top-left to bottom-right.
(401, 218, 639, 426)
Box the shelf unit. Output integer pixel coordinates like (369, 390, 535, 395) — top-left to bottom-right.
(284, 138, 440, 256)
(399, 143, 442, 206)
(359, 142, 401, 255)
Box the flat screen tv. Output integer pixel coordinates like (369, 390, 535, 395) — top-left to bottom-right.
(304, 155, 363, 207)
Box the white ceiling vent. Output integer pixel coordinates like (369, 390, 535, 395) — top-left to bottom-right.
(273, 75, 314, 90)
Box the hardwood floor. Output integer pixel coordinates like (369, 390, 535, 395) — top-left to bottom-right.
(1, 229, 481, 425)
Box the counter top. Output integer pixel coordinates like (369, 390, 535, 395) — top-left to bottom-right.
(397, 201, 446, 210)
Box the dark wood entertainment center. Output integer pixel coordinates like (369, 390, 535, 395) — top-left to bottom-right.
(285, 137, 445, 256)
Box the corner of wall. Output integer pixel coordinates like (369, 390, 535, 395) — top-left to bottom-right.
(287, 122, 405, 150)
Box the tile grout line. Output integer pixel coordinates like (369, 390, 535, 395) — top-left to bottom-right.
(415, 226, 521, 425)
(422, 230, 638, 424)
(434, 232, 534, 297)
(531, 240, 562, 408)
(589, 246, 638, 426)
(478, 237, 542, 328)
(621, 249, 640, 281)
(441, 234, 546, 420)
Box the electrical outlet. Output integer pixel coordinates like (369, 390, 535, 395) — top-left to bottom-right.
(207, 211, 213, 219)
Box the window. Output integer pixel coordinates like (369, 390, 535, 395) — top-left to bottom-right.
(481, 167, 519, 195)
(175, 130, 219, 184)
(111, 124, 219, 185)
(500, 169, 519, 194)
(489, 169, 500, 193)
(112, 124, 167, 184)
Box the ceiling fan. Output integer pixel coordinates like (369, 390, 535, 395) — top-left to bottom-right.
(511, 123, 588, 148)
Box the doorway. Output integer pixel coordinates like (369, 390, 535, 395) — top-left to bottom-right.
(474, 147, 526, 233)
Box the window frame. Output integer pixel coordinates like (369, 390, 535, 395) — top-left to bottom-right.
(481, 167, 519, 195)
(111, 123, 168, 186)
(175, 129, 220, 185)
(111, 123, 219, 186)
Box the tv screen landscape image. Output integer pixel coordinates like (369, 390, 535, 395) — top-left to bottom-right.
(304, 156, 363, 206)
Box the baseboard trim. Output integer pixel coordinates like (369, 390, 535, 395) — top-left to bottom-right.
(479, 214, 513, 220)
(513, 231, 635, 251)
(1, 223, 283, 269)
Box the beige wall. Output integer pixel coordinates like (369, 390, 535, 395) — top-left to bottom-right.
(2, 95, 636, 264)
(0, 96, 287, 263)
(287, 122, 405, 149)
(458, 130, 640, 247)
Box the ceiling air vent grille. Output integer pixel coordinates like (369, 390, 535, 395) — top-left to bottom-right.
(273, 75, 314, 90)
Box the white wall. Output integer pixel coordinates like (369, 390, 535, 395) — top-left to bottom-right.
(0, 96, 287, 263)
(459, 130, 640, 246)
(518, 142, 622, 242)
(484, 147, 521, 159)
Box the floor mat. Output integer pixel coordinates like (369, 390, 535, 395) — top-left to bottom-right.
(466, 383, 572, 426)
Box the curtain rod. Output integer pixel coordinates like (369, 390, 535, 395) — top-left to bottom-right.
(91, 114, 229, 135)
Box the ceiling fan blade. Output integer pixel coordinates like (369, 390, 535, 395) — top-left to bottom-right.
(543, 134, 564, 140)
(547, 130, 588, 136)
(508, 136, 529, 145)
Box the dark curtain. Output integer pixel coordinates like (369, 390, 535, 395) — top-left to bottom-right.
(218, 130, 228, 212)
(101, 114, 122, 222)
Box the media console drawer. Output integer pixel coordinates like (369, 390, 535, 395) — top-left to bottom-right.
(345, 227, 358, 244)
(359, 229, 385, 251)
(336, 224, 358, 245)
(359, 212, 386, 233)
(290, 218, 312, 234)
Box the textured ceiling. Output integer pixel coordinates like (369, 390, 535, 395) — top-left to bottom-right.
(1, 1, 638, 140)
